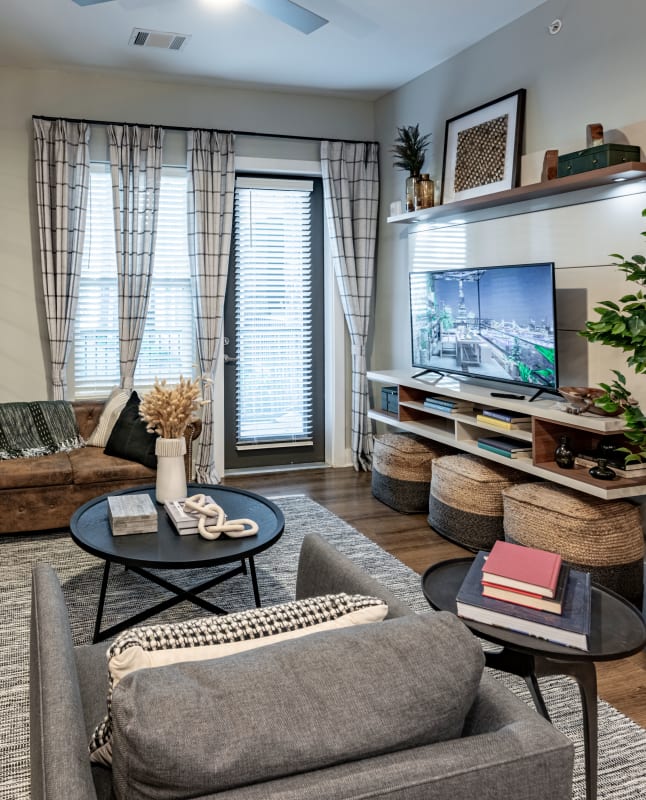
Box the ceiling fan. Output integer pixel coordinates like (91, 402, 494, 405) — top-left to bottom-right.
(72, 0, 329, 35)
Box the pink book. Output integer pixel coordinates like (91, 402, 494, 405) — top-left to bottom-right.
(481, 540, 562, 598)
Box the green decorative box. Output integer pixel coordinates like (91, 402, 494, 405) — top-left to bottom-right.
(557, 143, 641, 178)
(381, 386, 399, 414)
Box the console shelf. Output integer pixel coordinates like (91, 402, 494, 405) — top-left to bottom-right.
(387, 162, 646, 228)
(368, 369, 645, 500)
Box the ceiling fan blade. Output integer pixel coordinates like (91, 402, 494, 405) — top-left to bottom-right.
(242, 0, 328, 34)
(72, 0, 116, 5)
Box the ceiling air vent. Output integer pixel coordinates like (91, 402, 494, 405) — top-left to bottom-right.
(128, 28, 190, 51)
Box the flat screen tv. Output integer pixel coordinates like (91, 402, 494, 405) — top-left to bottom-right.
(409, 263, 558, 394)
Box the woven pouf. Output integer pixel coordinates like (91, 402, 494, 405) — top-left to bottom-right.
(428, 454, 527, 551)
(502, 481, 645, 606)
(371, 433, 453, 514)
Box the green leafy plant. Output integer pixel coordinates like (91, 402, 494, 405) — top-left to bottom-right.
(580, 208, 646, 460)
(391, 124, 431, 175)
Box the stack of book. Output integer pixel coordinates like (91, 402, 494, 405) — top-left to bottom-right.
(107, 494, 158, 536)
(575, 450, 646, 478)
(476, 408, 532, 430)
(456, 540, 591, 650)
(477, 434, 532, 458)
(423, 395, 473, 414)
(164, 496, 217, 535)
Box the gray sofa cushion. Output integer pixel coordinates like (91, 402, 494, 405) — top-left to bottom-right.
(111, 611, 484, 800)
(90, 593, 388, 765)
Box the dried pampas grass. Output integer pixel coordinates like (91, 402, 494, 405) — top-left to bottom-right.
(139, 376, 204, 439)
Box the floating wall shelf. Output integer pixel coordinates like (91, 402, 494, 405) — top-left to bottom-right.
(387, 162, 646, 228)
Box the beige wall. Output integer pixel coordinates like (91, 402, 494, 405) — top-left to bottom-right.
(373, 0, 646, 404)
(0, 65, 374, 402)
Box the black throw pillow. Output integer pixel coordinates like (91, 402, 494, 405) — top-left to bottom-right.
(104, 391, 157, 469)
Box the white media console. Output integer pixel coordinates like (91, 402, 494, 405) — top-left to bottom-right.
(368, 369, 646, 501)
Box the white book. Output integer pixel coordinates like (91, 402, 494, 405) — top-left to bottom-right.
(164, 496, 217, 534)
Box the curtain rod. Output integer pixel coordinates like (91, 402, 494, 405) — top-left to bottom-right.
(31, 114, 378, 147)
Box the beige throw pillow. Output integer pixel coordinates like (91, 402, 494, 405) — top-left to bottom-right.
(86, 388, 131, 448)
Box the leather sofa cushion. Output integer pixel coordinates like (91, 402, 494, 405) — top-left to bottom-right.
(68, 447, 154, 484)
(110, 611, 484, 800)
(0, 452, 73, 490)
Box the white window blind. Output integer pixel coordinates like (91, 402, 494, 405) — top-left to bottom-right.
(234, 179, 314, 447)
(74, 164, 194, 398)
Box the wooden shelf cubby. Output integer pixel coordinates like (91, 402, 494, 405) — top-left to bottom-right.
(368, 369, 645, 500)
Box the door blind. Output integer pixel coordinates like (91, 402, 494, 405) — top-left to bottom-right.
(234, 179, 314, 447)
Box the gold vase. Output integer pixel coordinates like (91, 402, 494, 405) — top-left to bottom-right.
(415, 174, 434, 209)
(405, 174, 418, 213)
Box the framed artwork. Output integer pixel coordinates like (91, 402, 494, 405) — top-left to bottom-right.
(440, 89, 526, 204)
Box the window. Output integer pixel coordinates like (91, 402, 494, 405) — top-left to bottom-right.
(73, 164, 194, 397)
(232, 178, 316, 447)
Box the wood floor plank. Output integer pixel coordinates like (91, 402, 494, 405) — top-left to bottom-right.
(224, 466, 646, 728)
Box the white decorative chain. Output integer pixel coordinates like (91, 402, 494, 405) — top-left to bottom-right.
(183, 493, 259, 541)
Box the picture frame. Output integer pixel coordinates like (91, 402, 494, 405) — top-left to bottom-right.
(440, 89, 526, 205)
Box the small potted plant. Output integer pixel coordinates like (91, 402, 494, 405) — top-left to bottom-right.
(391, 124, 432, 212)
(580, 208, 646, 461)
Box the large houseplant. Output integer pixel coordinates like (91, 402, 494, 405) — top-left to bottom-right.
(391, 124, 431, 211)
(580, 208, 646, 461)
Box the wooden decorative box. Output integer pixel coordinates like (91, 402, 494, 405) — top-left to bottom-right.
(557, 143, 641, 177)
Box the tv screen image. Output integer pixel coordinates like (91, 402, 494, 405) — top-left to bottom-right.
(409, 263, 558, 391)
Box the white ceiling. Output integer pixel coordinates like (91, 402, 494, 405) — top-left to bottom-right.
(0, 0, 548, 100)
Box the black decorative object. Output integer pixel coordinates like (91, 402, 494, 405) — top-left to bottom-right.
(589, 459, 617, 481)
(554, 435, 574, 469)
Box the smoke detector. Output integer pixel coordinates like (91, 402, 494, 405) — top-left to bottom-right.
(128, 28, 191, 51)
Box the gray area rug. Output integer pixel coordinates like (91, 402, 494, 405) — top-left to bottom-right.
(1, 494, 645, 799)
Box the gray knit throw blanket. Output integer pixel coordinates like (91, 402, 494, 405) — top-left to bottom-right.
(0, 401, 83, 460)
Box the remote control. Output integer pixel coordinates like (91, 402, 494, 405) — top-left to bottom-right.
(490, 392, 525, 399)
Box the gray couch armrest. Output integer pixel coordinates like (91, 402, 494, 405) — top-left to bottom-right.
(295, 532, 414, 618)
(30, 563, 98, 800)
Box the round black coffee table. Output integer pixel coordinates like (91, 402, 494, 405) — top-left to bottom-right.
(70, 484, 285, 643)
(422, 558, 646, 800)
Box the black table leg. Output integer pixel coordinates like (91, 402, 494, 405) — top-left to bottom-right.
(536, 656, 598, 800)
(93, 561, 112, 644)
(484, 648, 551, 720)
(248, 556, 261, 607)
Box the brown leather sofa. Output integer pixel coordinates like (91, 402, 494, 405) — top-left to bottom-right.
(0, 400, 201, 535)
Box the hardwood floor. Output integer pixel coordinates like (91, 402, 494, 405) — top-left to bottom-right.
(224, 466, 646, 729)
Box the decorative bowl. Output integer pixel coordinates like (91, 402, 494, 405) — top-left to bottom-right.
(557, 386, 621, 416)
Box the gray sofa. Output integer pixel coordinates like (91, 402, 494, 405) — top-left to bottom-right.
(30, 533, 574, 800)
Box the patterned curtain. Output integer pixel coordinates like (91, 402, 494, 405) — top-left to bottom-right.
(33, 118, 90, 400)
(187, 130, 236, 483)
(321, 141, 379, 471)
(107, 124, 164, 391)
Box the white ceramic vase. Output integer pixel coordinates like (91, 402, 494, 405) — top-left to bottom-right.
(155, 437, 187, 504)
